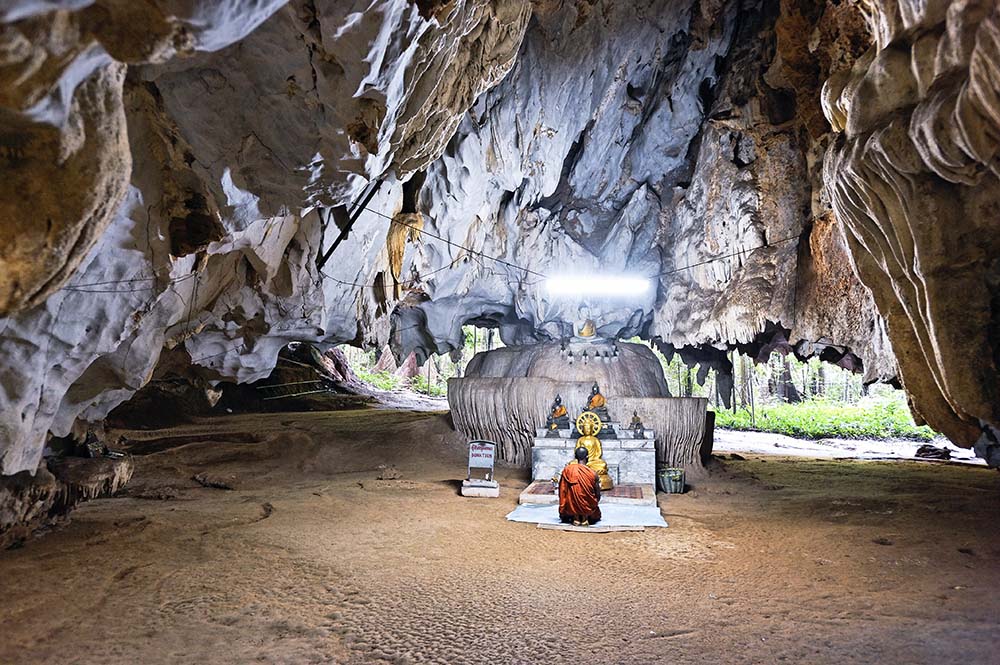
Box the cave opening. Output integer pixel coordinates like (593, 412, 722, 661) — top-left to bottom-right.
(2, 0, 1000, 662)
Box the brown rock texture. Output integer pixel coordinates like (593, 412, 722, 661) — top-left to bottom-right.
(0, 453, 134, 549)
(823, 0, 1000, 449)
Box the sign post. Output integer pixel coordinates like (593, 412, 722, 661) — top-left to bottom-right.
(461, 440, 500, 498)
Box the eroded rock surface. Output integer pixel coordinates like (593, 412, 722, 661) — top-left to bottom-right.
(0, 0, 532, 474)
(823, 0, 1000, 448)
(0, 0, 997, 474)
(0, 454, 134, 549)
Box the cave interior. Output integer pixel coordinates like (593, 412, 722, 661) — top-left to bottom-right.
(1, 0, 999, 663)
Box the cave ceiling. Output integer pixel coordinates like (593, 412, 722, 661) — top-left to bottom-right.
(0, 0, 997, 474)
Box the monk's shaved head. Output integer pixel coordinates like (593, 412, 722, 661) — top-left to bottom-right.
(575, 446, 589, 461)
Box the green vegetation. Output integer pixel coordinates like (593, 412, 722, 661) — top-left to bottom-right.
(342, 325, 502, 397)
(625, 336, 939, 441)
(354, 369, 401, 392)
(343, 331, 937, 442)
(713, 395, 937, 441)
(411, 374, 447, 397)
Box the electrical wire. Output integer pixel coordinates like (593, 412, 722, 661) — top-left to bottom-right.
(652, 233, 802, 278)
(319, 256, 461, 289)
(62, 272, 199, 293)
(356, 205, 548, 279)
(340, 194, 802, 286)
(59, 208, 800, 298)
(184, 320, 432, 366)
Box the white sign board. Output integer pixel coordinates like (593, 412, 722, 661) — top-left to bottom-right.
(467, 440, 496, 480)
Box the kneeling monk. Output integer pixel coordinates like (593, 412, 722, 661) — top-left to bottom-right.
(558, 447, 602, 525)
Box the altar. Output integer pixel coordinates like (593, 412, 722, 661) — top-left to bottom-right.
(517, 389, 659, 508)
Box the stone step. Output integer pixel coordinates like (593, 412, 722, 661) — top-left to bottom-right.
(518, 480, 656, 507)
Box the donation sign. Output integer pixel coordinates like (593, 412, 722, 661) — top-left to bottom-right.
(467, 441, 496, 480)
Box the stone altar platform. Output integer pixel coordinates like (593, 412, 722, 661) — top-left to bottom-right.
(530, 422, 656, 486)
(518, 480, 656, 506)
(521, 421, 657, 507)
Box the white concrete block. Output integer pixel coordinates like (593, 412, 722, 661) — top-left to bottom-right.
(461, 479, 500, 498)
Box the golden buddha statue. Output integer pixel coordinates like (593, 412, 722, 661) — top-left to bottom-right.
(575, 411, 613, 491)
(575, 305, 597, 338)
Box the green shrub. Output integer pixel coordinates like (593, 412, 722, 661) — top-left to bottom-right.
(713, 396, 937, 441)
(355, 369, 401, 392)
(411, 374, 447, 397)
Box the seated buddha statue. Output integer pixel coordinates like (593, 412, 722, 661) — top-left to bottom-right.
(545, 394, 570, 433)
(574, 305, 597, 339)
(630, 410, 645, 438)
(584, 382, 610, 422)
(575, 412, 613, 491)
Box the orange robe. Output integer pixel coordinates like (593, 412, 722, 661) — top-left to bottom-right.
(558, 462, 601, 523)
(587, 393, 606, 410)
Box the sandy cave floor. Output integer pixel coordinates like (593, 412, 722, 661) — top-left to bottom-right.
(2, 409, 1000, 665)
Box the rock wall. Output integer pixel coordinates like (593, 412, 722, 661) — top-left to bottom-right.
(0, 0, 532, 475)
(464, 342, 671, 398)
(0, 0, 998, 475)
(615, 396, 710, 475)
(823, 0, 1000, 450)
(448, 377, 590, 465)
(0, 454, 134, 549)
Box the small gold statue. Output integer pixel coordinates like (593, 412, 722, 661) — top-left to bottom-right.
(575, 411, 613, 491)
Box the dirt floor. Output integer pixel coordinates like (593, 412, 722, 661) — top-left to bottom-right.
(2, 409, 999, 664)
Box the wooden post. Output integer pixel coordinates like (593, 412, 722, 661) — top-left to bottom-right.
(731, 351, 737, 412)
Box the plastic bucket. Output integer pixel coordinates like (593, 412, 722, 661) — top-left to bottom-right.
(657, 467, 685, 494)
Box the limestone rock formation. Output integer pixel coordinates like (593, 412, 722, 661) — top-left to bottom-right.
(449, 342, 710, 471)
(464, 342, 670, 399)
(823, 0, 1000, 450)
(0, 0, 532, 475)
(0, 453, 134, 549)
(0, 0, 290, 315)
(0, 0, 998, 477)
(450, 341, 695, 466)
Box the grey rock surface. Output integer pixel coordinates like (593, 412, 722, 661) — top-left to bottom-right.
(0, 0, 997, 475)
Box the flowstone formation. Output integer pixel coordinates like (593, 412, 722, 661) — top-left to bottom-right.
(823, 1, 1000, 456)
(0, 0, 998, 481)
(448, 342, 707, 470)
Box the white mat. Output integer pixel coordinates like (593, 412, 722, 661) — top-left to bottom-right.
(505, 503, 668, 528)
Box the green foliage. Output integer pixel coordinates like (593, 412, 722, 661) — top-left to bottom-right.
(411, 374, 447, 397)
(713, 395, 937, 441)
(354, 369, 402, 392)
